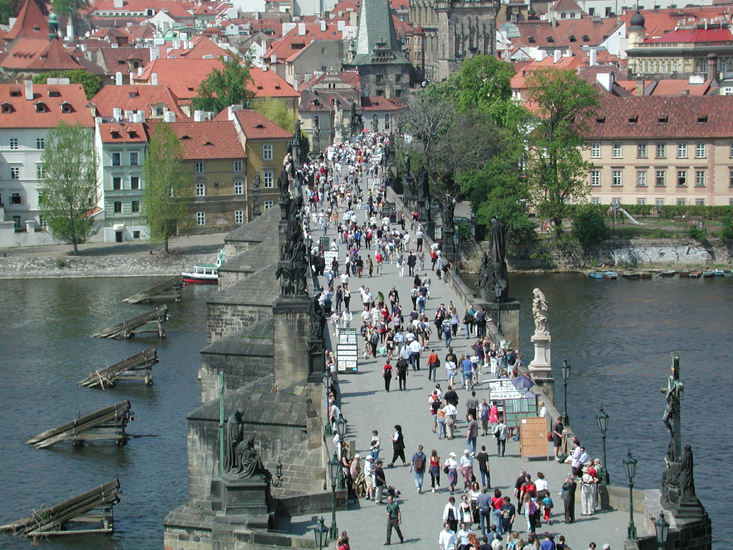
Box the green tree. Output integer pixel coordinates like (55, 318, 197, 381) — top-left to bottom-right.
(457, 55, 514, 121)
(192, 55, 255, 114)
(721, 209, 733, 240)
(143, 122, 192, 253)
(525, 68, 600, 236)
(40, 122, 98, 255)
(33, 70, 102, 99)
(0, 0, 14, 24)
(572, 205, 609, 249)
(253, 97, 297, 132)
(52, 0, 88, 16)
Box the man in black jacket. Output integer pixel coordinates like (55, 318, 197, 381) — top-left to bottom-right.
(561, 475, 577, 523)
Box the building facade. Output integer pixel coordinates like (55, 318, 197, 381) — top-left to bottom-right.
(583, 95, 733, 207)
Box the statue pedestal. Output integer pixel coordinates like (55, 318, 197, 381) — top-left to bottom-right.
(210, 477, 271, 520)
(482, 300, 520, 348)
(417, 198, 428, 223)
(674, 497, 707, 520)
(426, 221, 435, 240)
(273, 295, 310, 387)
(308, 336, 326, 383)
(528, 332, 552, 374)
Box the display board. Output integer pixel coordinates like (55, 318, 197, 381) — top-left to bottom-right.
(324, 251, 339, 273)
(487, 379, 526, 401)
(519, 417, 550, 459)
(337, 328, 359, 373)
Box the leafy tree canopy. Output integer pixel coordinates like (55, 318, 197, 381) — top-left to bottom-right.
(457, 55, 515, 122)
(254, 97, 297, 133)
(192, 55, 255, 114)
(33, 70, 102, 99)
(52, 0, 89, 16)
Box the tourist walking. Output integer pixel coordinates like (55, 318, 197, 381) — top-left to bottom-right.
(374, 460, 387, 504)
(439, 523, 458, 550)
(430, 449, 442, 492)
(410, 444, 427, 494)
(385, 495, 404, 545)
(460, 449, 475, 492)
(494, 417, 508, 457)
(445, 452, 459, 494)
(428, 349, 440, 382)
(389, 425, 406, 467)
(443, 496, 459, 532)
(475, 446, 490, 488)
(383, 360, 393, 392)
(466, 415, 478, 455)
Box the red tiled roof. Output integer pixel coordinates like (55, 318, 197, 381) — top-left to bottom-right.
(99, 46, 149, 74)
(0, 83, 92, 128)
(613, 78, 715, 97)
(511, 18, 623, 49)
(360, 96, 406, 111)
(4, 0, 48, 42)
(166, 120, 245, 159)
(585, 95, 733, 139)
(620, 7, 733, 38)
(214, 108, 292, 139)
(135, 58, 221, 100)
(511, 56, 586, 89)
(91, 84, 188, 118)
(91, 27, 135, 40)
(550, 0, 583, 14)
(644, 27, 733, 44)
(99, 121, 148, 143)
(84, 0, 194, 19)
(1, 38, 85, 71)
(265, 22, 348, 62)
(249, 66, 299, 98)
(164, 35, 230, 59)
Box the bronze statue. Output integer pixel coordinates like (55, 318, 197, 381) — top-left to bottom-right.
(229, 436, 272, 482)
(679, 444, 696, 500)
(476, 218, 509, 302)
(310, 294, 326, 340)
(442, 195, 455, 231)
(223, 409, 244, 474)
(279, 167, 291, 204)
(404, 152, 411, 177)
(417, 168, 430, 201)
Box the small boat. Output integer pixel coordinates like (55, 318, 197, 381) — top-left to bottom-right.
(702, 270, 715, 278)
(587, 272, 603, 279)
(639, 272, 653, 279)
(623, 271, 640, 280)
(713, 269, 725, 277)
(688, 270, 702, 278)
(182, 250, 225, 285)
(659, 271, 677, 278)
(604, 271, 618, 279)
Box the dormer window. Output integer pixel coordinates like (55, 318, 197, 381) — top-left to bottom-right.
(129, 92, 139, 98)
(60, 102, 73, 113)
(546, 36, 554, 43)
(9, 89, 20, 97)
(582, 35, 590, 42)
(48, 90, 60, 97)
(35, 102, 47, 113)
(2, 102, 12, 113)
(111, 131, 120, 139)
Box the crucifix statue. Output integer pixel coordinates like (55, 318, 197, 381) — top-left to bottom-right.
(661, 353, 683, 463)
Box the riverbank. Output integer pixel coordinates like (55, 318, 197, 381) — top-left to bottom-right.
(0, 233, 227, 279)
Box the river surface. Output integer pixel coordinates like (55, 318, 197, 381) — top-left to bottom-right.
(465, 272, 730, 545)
(0, 278, 214, 550)
(0, 275, 727, 548)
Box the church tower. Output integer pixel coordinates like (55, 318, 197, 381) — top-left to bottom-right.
(435, 0, 499, 81)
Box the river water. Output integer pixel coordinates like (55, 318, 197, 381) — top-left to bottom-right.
(0, 278, 215, 550)
(0, 275, 726, 548)
(466, 272, 730, 545)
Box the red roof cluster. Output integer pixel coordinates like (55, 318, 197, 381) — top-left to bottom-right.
(166, 120, 245, 159)
(91, 84, 188, 119)
(99, 121, 148, 143)
(0, 83, 92, 128)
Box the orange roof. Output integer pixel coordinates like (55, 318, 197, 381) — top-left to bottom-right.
(99, 122, 148, 143)
(511, 18, 623, 49)
(91, 84, 188, 118)
(214, 108, 292, 140)
(1, 38, 84, 71)
(615, 78, 715, 97)
(4, 0, 48, 42)
(620, 6, 733, 38)
(361, 96, 406, 111)
(511, 55, 586, 89)
(136, 58, 221, 100)
(84, 0, 194, 19)
(265, 21, 348, 63)
(249, 67, 299, 98)
(164, 36, 230, 59)
(166, 120, 245, 160)
(0, 83, 92, 128)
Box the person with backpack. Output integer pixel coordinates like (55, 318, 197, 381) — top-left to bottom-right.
(383, 360, 393, 392)
(410, 444, 427, 494)
(427, 349, 440, 382)
(396, 357, 409, 390)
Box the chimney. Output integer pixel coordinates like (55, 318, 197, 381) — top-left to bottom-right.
(194, 110, 205, 121)
(320, 20, 327, 32)
(636, 79, 644, 96)
(149, 46, 159, 61)
(589, 48, 597, 66)
(227, 104, 243, 120)
(137, 66, 144, 76)
(129, 72, 134, 85)
(164, 111, 176, 122)
(136, 110, 146, 122)
(271, 54, 277, 63)
(595, 72, 613, 92)
(125, 110, 134, 119)
(113, 107, 122, 120)
(115, 72, 123, 85)
(707, 53, 718, 81)
(151, 72, 158, 85)
(24, 80, 33, 101)
(113, 0, 123, 7)
(298, 22, 306, 35)
(553, 49, 561, 63)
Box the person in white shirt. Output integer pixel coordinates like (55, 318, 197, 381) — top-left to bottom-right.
(438, 523, 458, 550)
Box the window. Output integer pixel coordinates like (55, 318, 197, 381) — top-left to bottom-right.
(39, 215, 46, 228)
(590, 143, 600, 158)
(156, 106, 164, 116)
(656, 171, 666, 187)
(612, 170, 622, 186)
(677, 143, 687, 159)
(313, 116, 320, 128)
(590, 170, 600, 186)
(10, 167, 19, 179)
(10, 192, 21, 204)
(591, 197, 600, 204)
(133, 230, 141, 239)
(130, 152, 139, 165)
(131, 200, 140, 212)
(196, 212, 206, 225)
(263, 169, 274, 188)
(395, 74, 401, 84)
(196, 182, 206, 196)
(695, 170, 706, 187)
(637, 143, 647, 158)
(36, 138, 44, 150)
(677, 198, 686, 206)
(111, 152, 121, 166)
(263, 200, 274, 210)
(262, 144, 273, 160)
(730, 169, 733, 187)
(195, 162, 205, 173)
(36, 165, 45, 179)
(695, 143, 706, 159)
(235, 210, 244, 224)
(233, 160, 243, 172)
(656, 144, 666, 158)
(375, 74, 383, 85)
(695, 199, 705, 206)
(130, 176, 139, 190)
(637, 198, 646, 205)
(637, 171, 647, 187)
(612, 143, 622, 158)
(611, 198, 621, 206)
(234, 181, 243, 195)
(9, 138, 18, 149)
(114, 201, 122, 213)
(677, 170, 687, 186)
(113, 177, 122, 190)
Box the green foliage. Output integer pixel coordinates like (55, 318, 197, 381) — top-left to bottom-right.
(33, 70, 102, 100)
(143, 122, 192, 253)
(525, 68, 600, 235)
(192, 55, 255, 114)
(253, 98, 297, 132)
(52, 0, 88, 16)
(721, 209, 733, 240)
(455, 220, 472, 241)
(0, 0, 14, 24)
(686, 224, 707, 241)
(457, 55, 515, 123)
(40, 122, 98, 255)
(572, 205, 609, 249)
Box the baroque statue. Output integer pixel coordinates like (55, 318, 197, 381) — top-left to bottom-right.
(252, 171, 260, 190)
(476, 218, 509, 302)
(532, 288, 549, 333)
(309, 294, 327, 340)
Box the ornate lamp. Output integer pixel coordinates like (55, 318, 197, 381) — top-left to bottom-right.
(493, 282, 503, 333)
(655, 512, 670, 549)
(623, 450, 638, 540)
(328, 452, 340, 539)
(335, 416, 347, 439)
(313, 517, 329, 549)
(595, 408, 610, 484)
(561, 359, 571, 425)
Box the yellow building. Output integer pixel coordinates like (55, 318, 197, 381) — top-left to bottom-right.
(582, 95, 733, 207)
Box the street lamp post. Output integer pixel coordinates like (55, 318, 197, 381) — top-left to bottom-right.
(595, 408, 610, 484)
(328, 452, 340, 539)
(335, 417, 348, 489)
(323, 370, 333, 435)
(655, 511, 670, 550)
(313, 517, 329, 549)
(623, 450, 638, 541)
(493, 282, 502, 334)
(561, 360, 571, 426)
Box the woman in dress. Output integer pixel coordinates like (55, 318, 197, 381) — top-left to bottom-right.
(444, 451, 459, 494)
(442, 495, 459, 533)
(458, 494, 473, 529)
(469, 481, 481, 525)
